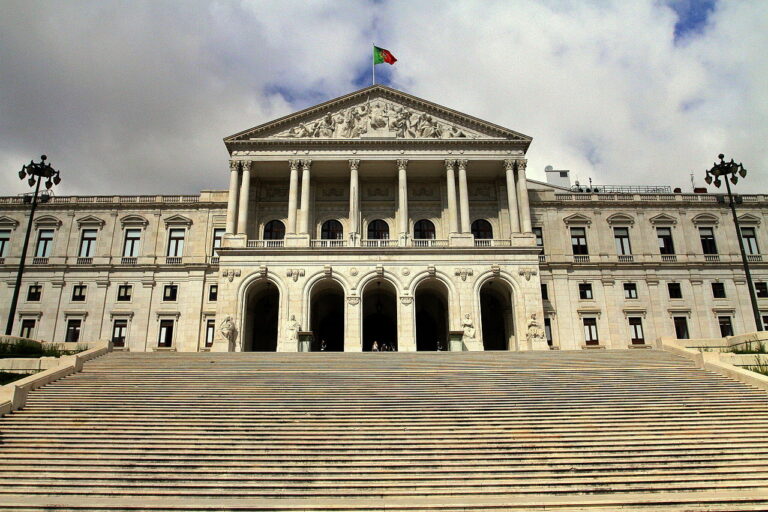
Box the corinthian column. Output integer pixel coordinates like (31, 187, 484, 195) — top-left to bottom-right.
(397, 159, 409, 240)
(237, 161, 251, 236)
(287, 160, 299, 234)
(457, 160, 470, 233)
(225, 160, 240, 235)
(299, 159, 312, 235)
(515, 159, 532, 232)
(349, 159, 360, 242)
(504, 159, 520, 233)
(445, 159, 458, 234)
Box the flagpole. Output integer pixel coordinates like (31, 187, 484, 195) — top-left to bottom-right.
(372, 44, 375, 85)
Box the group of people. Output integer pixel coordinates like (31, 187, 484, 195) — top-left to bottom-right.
(370, 341, 396, 352)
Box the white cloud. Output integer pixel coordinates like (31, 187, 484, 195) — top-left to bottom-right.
(0, 0, 766, 195)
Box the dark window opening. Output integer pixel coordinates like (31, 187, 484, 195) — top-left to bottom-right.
(471, 219, 493, 239)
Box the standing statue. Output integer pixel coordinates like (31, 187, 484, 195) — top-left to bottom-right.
(286, 314, 301, 343)
(218, 315, 237, 351)
(526, 313, 546, 344)
(462, 314, 476, 340)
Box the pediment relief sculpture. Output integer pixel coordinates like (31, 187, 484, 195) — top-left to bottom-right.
(269, 98, 484, 140)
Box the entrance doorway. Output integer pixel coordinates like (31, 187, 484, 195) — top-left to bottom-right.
(415, 279, 449, 351)
(362, 280, 397, 351)
(480, 280, 514, 350)
(243, 280, 279, 351)
(310, 279, 345, 351)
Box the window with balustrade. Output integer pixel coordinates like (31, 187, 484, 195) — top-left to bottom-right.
(321, 220, 344, 240)
(212, 228, 224, 255)
(0, 229, 10, 257)
(367, 219, 389, 240)
(35, 229, 54, 258)
(263, 220, 285, 240)
(613, 227, 631, 255)
(570, 227, 588, 255)
(740, 227, 760, 255)
(471, 219, 492, 240)
(78, 229, 97, 258)
(699, 227, 717, 255)
(657, 227, 675, 255)
(414, 219, 436, 240)
(123, 229, 141, 258)
(166, 229, 185, 257)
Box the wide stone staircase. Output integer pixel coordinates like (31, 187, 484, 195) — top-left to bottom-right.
(2, 350, 768, 510)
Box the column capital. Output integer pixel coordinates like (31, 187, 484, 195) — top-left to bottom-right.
(301, 159, 312, 169)
(445, 159, 456, 168)
(457, 159, 468, 170)
(396, 159, 408, 170)
(240, 160, 252, 172)
(515, 158, 528, 172)
(349, 159, 360, 170)
(229, 160, 239, 172)
(503, 159, 516, 172)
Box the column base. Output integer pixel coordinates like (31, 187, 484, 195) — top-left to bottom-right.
(284, 234, 310, 248)
(449, 233, 475, 247)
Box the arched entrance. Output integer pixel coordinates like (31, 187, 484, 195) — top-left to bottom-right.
(362, 279, 397, 351)
(310, 279, 345, 351)
(415, 279, 449, 351)
(480, 280, 514, 351)
(243, 280, 280, 351)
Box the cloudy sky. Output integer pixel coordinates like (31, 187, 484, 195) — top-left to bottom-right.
(1, 0, 766, 196)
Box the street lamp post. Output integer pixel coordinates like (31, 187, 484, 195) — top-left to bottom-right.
(5, 155, 62, 336)
(704, 153, 763, 332)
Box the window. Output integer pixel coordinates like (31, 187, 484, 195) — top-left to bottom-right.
(712, 282, 726, 299)
(208, 284, 218, 302)
(544, 317, 553, 347)
(674, 316, 689, 339)
(263, 220, 285, 240)
(19, 319, 35, 339)
(117, 284, 132, 302)
(541, 283, 548, 300)
(668, 282, 683, 299)
(532, 227, 543, 247)
(628, 317, 645, 345)
(578, 283, 593, 300)
(212, 228, 225, 255)
(699, 227, 717, 254)
(414, 219, 436, 240)
(163, 285, 178, 302)
(27, 284, 42, 302)
(624, 283, 638, 299)
(65, 319, 82, 343)
(112, 319, 128, 347)
(570, 227, 588, 255)
(756, 282, 768, 298)
(367, 219, 389, 240)
(123, 229, 141, 257)
(158, 319, 174, 347)
(35, 229, 54, 258)
(78, 229, 97, 258)
(718, 316, 734, 337)
(71, 284, 87, 302)
(762, 315, 768, 331)
(321, 220, 344, 240)
(657, 227, 675, 255)
(167, 229, 185, 257)
(471, 219, 493, 240)
(0, 229, 10, 257)
(613, 227, 632, 255)
(583, 318, 599, 345)
(205, 319, 216, 348)
(741, 227, 760, 255)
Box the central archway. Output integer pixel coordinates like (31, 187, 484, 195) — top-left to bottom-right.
(415, 279, 450, 351)
(362, 279, 397, 351)
(243, 280, 280, 351)
(310, 279, 345, 351)
(479, 279, 514, 351)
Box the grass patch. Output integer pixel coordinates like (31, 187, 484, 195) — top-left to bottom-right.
(0, 340, 87, 359)
(745, 355, 768, 376)
(727, 341, 768, 354)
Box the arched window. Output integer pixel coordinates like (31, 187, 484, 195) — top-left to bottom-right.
(472, 219, 493, 239)
(367, 219, 390, 240)
(321, 220, 343, 240)
(263, 220, 285, 240)
(413, 219, 436, 239)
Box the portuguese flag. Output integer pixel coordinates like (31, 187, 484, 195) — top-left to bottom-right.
(373, 46, 397, 65)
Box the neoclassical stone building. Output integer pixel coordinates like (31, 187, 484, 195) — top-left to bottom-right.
(1, 86, 766, 352)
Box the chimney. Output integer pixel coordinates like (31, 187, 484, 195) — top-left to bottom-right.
(545, 165, 571, 188)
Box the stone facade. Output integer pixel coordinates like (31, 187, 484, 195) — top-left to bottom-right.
(0, 85, 766, 352)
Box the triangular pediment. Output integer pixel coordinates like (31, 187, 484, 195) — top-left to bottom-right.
(76, 215, 106, 228)
(226, 85, 532, 144)
(738, 213, 761, 225)
(163, 214, 193, 227)
(649, 213, 678, 225)
(0, 215, 19, 229)
(563, 213, 592, 226)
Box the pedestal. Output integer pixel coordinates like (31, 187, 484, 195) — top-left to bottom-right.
(449, 233, 475, 247)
